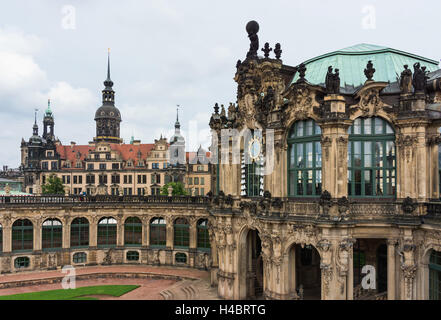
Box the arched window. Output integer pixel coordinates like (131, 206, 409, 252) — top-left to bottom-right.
(73, 252, 87, 264)
(241, 131, 263, 197)
(97, 217, 117, 247)
(175, 252, 187, 264)
(288, 119, 322, 196)
(438, 127, 441, 197)
(71, 217, 89, 248)
(348, 117, 395, 197)
(12, 219, 33, 251)
(430, 250, 441, 300)
(0, 224, 2, 253)
(197, 219, 210, 250)
(126, 251, 140, 261)
(150, 217, 166, 247)
(42, 219, 62, 250)
(174, 218, 189, 248)
(124, 217, 142, 246)
(14, 256, 30, 269)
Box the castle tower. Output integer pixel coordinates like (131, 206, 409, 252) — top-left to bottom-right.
(94, 50, 122, 143)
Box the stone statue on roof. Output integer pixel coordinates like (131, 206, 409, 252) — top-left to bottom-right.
(246, 21, 259, 59)
(400, 64, 413, 94)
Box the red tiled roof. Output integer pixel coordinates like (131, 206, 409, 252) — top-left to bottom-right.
(56, 143, 155, 162)
(57, 145, 93, 162)
(186, 151, 211, 162)
(110, 144, 155, 161)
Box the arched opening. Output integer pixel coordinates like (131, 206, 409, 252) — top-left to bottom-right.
(12, 219, 33, 252)
(239, 229, 263, 299)
(71, 217, 89, 248)
(348, 117, 395, 198)
(429, 249, 441, 299)
(150, 217, 166, 247)
(287, 119, 322, 197)
(174, 218, 189, 248)
(124, 217, 142, 246)
(97, 217, 117, 247)
(287, 244, 321, 299)
(42, 219, 62, 250)
(197, 219, 210, 251)
(353, 239, 388, 299)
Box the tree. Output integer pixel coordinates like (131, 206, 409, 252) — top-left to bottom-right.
(160, 182, 188, 196)
(42, 175, 65, 195)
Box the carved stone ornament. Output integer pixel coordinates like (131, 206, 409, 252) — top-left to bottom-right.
(402, 197, 417, 214)
(350, 82, 394, 117)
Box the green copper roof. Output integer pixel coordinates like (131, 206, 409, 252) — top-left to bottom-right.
(292, 43, 439, 90)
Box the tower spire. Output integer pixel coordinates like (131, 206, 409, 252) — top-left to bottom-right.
(103, 48, 114, 89)
(33, 108, 39, 136)
(175, 105, 180, 129)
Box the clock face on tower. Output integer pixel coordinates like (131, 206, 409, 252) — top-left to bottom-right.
(248, 137, 262, 161)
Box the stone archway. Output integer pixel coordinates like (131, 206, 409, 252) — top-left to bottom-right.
(238, 228, 263, 299)
(287, 244, 321, 300)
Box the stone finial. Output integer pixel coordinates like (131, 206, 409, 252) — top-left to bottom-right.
(214, 103, 219, 114)
(191, 188, 196, 196)
(261, 42, 272, 58)
(236, 59, 242, 69)
(274, 43, 282, 60)
(246, 20, 260, 59)
(297, 63, 307, 82)
(167, 185, 173, 197)
(364, 60, 375, 81)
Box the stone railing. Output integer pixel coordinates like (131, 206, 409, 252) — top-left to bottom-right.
(0, 195, 210, 206)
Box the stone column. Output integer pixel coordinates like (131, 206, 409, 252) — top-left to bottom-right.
(320, 118, 351, 198)
(142, 216, 149, 247)
(387, 240, 396, 300)
(33, 218, 42, 251)
(116, 215, 124, 247)
(3, 224, 12, 253)
(189, 219, 197, 249)
(62, 216, 71, 249)
(166, 217, 174, 249)
(89, 219, 98, 247)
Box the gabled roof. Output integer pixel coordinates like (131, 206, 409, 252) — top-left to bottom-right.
(291, 43, 439, 92)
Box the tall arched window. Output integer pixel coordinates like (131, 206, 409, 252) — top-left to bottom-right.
(174, 218, 189, 248)
(71, 217, 89, 248)
(12, 219, 33, 251)
(288, 119, 322, 196)
(197, 219, 210, 250)
(348, 117, 395, 197)
(97, 217, 117, 247)
(0, 224, 2, 253)
(429, 250, 441, 300)
(124, 217, 142, 246)
(150, 217, 166, 247)
(42, 219, 62, 250)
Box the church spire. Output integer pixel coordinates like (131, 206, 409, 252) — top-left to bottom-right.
(175, 105, 180, 130)
(33, 109, 38, 136)
(102, 49, 115, 104)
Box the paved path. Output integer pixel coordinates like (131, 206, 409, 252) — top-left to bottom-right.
(0, 265, 218, 300)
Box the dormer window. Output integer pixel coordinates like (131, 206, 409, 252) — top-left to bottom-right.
(127, 161, 133, 167)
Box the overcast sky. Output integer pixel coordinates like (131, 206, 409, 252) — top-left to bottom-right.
(0, 0, 440, 167)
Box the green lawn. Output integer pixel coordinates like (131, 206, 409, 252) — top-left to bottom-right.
(0, 285, 139, 300)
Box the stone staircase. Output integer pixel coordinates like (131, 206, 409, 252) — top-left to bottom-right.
(160, 279, 218, 300)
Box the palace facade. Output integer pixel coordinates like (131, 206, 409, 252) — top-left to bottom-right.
(19, 54, 213, 197)
(3, 21, 441, 300)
